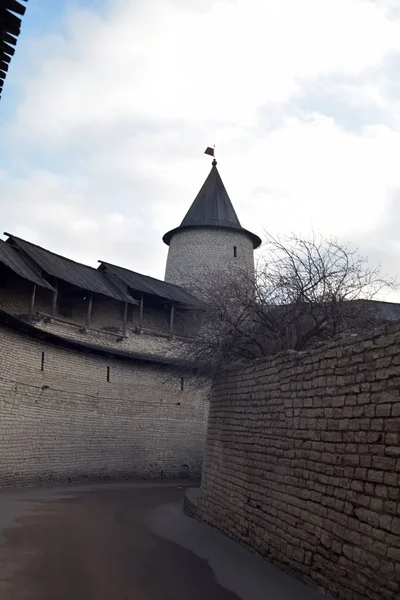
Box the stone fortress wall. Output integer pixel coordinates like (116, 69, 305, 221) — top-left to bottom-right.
(164, 227, 255, 293)
(0, 274, 193, 359)
(0, 320, 208, 487)
(198, 324, 400, 600)
(0, 160, 256, 489)
(0, 235, 211, 489)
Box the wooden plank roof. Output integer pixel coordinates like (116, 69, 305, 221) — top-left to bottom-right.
(0, 239, 55, 290)
(3, 233, 202, 308)
(99, 261, 205, 309)
(0, 0, 28, 99)
(4, 234, 137, 304)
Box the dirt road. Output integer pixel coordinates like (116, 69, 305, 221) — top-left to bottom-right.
(0, 482, 325, 600)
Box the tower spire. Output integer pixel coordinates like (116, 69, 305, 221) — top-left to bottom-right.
(163, 154, 261, 291)
(163, 159, 261, 249)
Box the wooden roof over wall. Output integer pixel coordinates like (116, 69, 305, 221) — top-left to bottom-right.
(4, 234, 137, 304)
(2, 233, 203, 309)
(0, 0, 28, 99)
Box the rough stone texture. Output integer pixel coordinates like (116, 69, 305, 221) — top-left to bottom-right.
(0, 276, 52, 318)
(184, 487, 201, 518)
(0, 323, 209, 487)
(198, 324, 400, 600)
(0, 280, 193, 359)
(164, 228, 255, 293)
(33, 314, 181, 359)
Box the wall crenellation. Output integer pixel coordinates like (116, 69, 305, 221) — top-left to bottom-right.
(198, 323, 400, 600)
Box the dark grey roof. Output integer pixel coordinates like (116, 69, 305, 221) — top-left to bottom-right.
(163, 161, 261, 248)
(0, 1, 28, 100)
(351, 299, 400, 322)
(0, 239, 55, 290)
(4, 234, 136, 304)
(99, 262, 205, 309)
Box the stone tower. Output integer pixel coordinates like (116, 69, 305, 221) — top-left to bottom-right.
(163, 159, 261, 293)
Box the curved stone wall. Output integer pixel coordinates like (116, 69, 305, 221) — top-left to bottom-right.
(198, 324, 400, 600)
(0, 323, 209, 487)
(164, 228, 255, 293)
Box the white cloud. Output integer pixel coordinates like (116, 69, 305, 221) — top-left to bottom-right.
(9, 0, 400, 142)
(1, 0, 400, 285)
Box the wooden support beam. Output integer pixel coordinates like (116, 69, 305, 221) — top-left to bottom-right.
(85, 294, 93, 329)
(51, 282, 58, 317)
(122, 301, 128, 337)
(139, 293, 144, 329)
(28, 283, 36, 323)
(169, 303, 175, 335)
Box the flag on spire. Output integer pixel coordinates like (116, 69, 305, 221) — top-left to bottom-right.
(204, 146, 214, 157)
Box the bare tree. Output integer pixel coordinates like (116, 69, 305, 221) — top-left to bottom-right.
(183, 233, 397, 376)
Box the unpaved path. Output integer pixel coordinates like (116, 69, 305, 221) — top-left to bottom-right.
(0, 482, 325, 600)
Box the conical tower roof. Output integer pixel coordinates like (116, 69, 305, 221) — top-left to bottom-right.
(163, 160, 261, 248)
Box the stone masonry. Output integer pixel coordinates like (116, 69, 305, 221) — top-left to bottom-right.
(198, 324, 400, 600)
(0, 276, 192, 359)
(164, 227, 255, 293)
(0, 323, 209, 487)
(0, 160, 257, 490)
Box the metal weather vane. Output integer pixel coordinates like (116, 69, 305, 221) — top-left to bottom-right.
(204, 145, 217, 166)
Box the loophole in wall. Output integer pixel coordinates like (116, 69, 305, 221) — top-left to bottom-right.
(179, 464, 191, 479)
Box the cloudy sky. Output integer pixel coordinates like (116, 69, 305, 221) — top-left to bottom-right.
(1, 0, 400, 291)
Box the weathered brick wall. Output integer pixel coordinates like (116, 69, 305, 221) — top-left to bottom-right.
(0, 276, 53, 318)
(164, 228, 255, 294)
(0, 323, 209, 487)
(198, 325, 400, 600)
(0, 283, 194, 359)
(34, 316, 176, 357)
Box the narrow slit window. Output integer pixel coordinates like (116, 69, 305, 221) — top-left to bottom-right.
(180, 377, 184, 391)
(41, 352, 45, 372)
(107, 366, 110, 382)
(233, 246, 237, 258)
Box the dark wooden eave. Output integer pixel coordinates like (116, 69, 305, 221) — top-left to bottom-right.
(0, 0, 28, 100)
(3, 232, 203, 309)
(0, 239, 55, 291)
(4, 233, 137, 305)
(98, 261, 206, 309)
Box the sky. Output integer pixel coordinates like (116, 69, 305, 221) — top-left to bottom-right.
(1, 0, 400, 293)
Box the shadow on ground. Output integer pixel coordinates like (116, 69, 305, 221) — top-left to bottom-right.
(0, 482, 326, 600)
